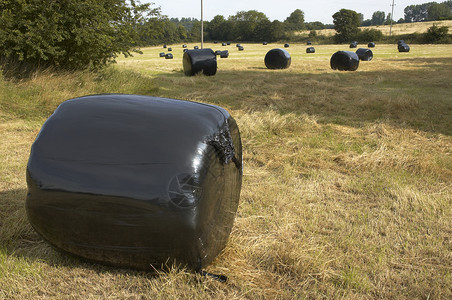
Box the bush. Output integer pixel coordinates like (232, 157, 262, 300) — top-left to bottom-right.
(424, 24, 450, 43)
(0, 0, 155, 77)
(357, 29, 384, 42)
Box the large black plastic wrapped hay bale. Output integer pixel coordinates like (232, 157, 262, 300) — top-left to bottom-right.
(398, 43, 410, 52)
(264, 48, 291, 69)
(330, 51, 360, 71)
(306, 47, 315, 53)
(355, 48, 373, 61)
(368, 42, 375, 48)
(220, 50, 229, 58)
(26, 94, 243, 271)
(183, 48, 217, 76)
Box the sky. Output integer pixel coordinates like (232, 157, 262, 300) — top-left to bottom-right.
(146, 0, 436, 24)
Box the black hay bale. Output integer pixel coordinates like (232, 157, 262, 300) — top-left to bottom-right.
(330, 51, 360, 71)
(349, 41, 358, 48)
(307, 41, 312, 45)
(264, 48, 291, 69)
(238, 46, 244, 51)
(183, 49, 188, 53)
(214, 50, 222, 56)
(220, 50, 229, 58)
(214, 41, 218, 44)
(222, 42, 226, 46)
(263, 42, 268, 45)
(168, 48, 172, 52)
(398, 44, 410, 52)
(306, 47, 315, 54)
(368, 42, 375, 48)
(397, 40, 405, 46)
(284, 43, 290, 48)
(236, 43, 241, 47)
(183, 48, 217, 76)
(194, 46, 199, 49)
(165, 53, 173, 59)
(182, 44, 187, 48)
(227, 42, 231, 45)
(355, 48, 373, 61)
(163, 44, 167, 48)
(26, 94, 242, 271)
(159, 52, 165, 57)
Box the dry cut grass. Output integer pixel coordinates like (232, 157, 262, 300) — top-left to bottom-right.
(1, 43, 451, 299)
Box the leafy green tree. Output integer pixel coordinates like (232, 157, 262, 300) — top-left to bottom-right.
(284, 9, 305, 31)
(229, 10, 269, 41)
(0, 0, 157, 74)
(427, 2, 452, 20)
(332, 9, 361, 43)
(371, 11, 385, 25)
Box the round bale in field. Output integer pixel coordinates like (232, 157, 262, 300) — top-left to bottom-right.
(355, 48, 373, 61)
(263, 42, 268, 45)
(236, 43, 241, 47)
(330, 51, 360, 71)
(306, 47, 315, 53)
(163, 44, 167, 48)
(264, 48, 291, 69)
(159, 52, 165, 57)
(398, 43, 410, 52)
(284, 43, 290, 48)
(194, 46, 199, 49)
(182, 44, 187, 48)
(368, 42, 375, 48)
(307, 41, 312, 45)
(349, 41, 358, 48)
(26, 94, 243, 271)
(183, 48, 217, 76)
(222, 42, 226, 46)
(165, 53, 173, 59)
(397, 40, 405, 46)
(238, 46, 244, 51)
(220, 50, 229, 58)
(215, 50, 222, 56)
(168, 48, 172, 52)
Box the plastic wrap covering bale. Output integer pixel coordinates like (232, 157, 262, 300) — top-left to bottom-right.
(284, 43, 290, 48)
(227, 42, 231, 45)
(238, 46, 244, 51)
(398, 43, 410, 52)
(215, 50, 222, 56)
(168, 48, 172, 52)
(183, 49, 188, 53)
(236, 43, 241, 47)
(307, 41, 312, 45)
(220, 51, 229, 58)
(264, 48, 291, 69)
(349, 41, 358, 48)
(165, 53, 173, 59)
(183, 49, 217, 76)
(368, 42, 375, 48)
(355, 48, 373, 61)
(194, 46, 199, 49)
(26, 94, 243, 271)
(183, 44, 187, 48)
(398, 40, 405, 46)
(306, 47, 315, 54)
(263, 42, 268, 45)
(222, 43, 226, 46)
(159, 52, 165, 57)
(214, 41, 218, 44)
(163, 44, 167, 48)
(330, 51, 360, 71)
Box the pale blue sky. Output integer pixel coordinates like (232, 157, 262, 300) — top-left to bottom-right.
(146, 0, 436, 24)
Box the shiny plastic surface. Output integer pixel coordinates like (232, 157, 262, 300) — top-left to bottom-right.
(264, 48, 291, 69)
(349, 41, 358, 48)
(220, 51, 229, 58)
(368, 42, 376, 48)
(398, 43, 410, 52)
(26, 94, 242, 271)
(355, 48, 373, 61)
(183, 49, 217, 76)
(306, 47, 315, 54)
(330, 51, 360, 71)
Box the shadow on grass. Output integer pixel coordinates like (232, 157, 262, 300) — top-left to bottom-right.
(151, 56, 452, 136)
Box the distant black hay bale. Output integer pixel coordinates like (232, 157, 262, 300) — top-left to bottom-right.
(264, 48, 291, 69)
(398, 43, 410, 52)
(238, 46, 244, 51)
(222, 42, 226, 46)
(227, 42, 231, 45)
(349, 41, 358, 48)
(263, 42, 268, 45)
(214, 41, 218, 44)
(284, 43, 290, 48)
(306, 47, 315, 54)
(355, 48, 373, 61)
(368, 42, 375, 48)
(163, 44, 167, 48)
(165, 53, 173, 59)
(220, 50, 229, 58)
(168, 48, 172, 52)
(183, 48, 217, 76)
(194, 46, 199, 49)
(307, 41, 312, 45)
(183, 49, 188, 53)
(183, 44, 187, 48)
(159, 52, 165, 57)
(397, 40, 405, 46)
(330, 51, 360, 71)
(215, 50, 222, 56)
(236, 43, 241, 47)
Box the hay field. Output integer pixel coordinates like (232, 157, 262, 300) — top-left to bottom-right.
(298, 20, 452, 37)
(1, 43, 451, 299)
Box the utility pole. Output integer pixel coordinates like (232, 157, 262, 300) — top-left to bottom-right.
(201, 0, 204, 49)
(390, 0, 396, 36)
